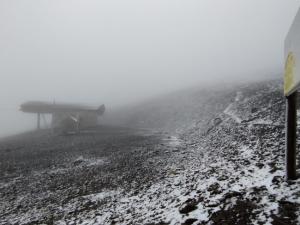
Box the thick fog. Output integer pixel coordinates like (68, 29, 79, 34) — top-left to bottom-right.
(0, 0, 299, 137)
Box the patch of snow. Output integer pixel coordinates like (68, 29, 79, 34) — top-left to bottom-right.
(240, 146, 253, 158)
(250, 119, 273, 125)
(85, 190, 119, 202)
(224, 104, 242, 123)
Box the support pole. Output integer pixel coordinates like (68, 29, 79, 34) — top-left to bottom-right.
(37, 113, 41, 130)
(286, 92, 297, 180)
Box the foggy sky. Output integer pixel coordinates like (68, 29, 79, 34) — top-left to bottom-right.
(0, 0, 300, 136)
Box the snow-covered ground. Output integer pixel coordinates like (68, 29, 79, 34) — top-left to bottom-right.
(54, 80, 300, 225)
(1, 79, 300, 225)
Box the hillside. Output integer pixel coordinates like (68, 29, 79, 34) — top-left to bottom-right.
(96, 79, 300, 225)
(1, 79, 300, 225)
(105, 84, 236, 134)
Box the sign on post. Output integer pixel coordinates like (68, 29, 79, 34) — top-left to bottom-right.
(285, 8, 300, 96)
(284, 7, 300, 180)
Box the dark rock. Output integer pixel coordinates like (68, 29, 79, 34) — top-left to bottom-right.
(255, 162, 264, 169)
(209, 199, 257, 225)
(251, 186, 268, 194)
(251, 108, 258, 113)
(217, 175, 228, 181)
(272, 176, 282, 185)
(207, 183, 222, 195)
(179, 198, 199, 214)
(181, 218, 198, 225)
(145, 222, 169, 225)
(221, 191, 243, 203)
(272, 200, 299, 225)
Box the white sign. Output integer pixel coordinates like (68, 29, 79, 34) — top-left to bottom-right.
(284, 8, 300, 96)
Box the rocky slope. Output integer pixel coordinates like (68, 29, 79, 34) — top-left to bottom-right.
(104, 83, 237, 134)
(62, 79, 300, 225)
(1, 78, 300, 225)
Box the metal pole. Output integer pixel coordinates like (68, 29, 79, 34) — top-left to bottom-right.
(37, 113, 41, 130)
(286, 92, 297, 180)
